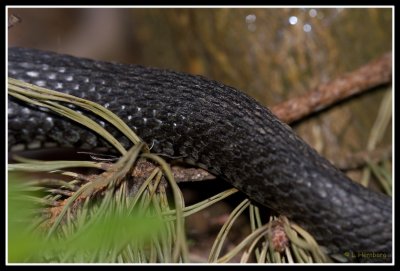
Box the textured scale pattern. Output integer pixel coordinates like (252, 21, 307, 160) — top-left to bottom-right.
(8, 47, 392, 262)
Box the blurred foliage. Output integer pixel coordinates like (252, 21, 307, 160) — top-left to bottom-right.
(8, 174, 164, 263)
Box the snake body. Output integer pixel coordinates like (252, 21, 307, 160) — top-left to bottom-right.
(8, 47, 392, 262)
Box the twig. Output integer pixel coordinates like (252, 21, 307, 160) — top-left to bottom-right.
(271, 52, 392, 124)
(132, 158, 215, 183)
(171, 166, 215, 182)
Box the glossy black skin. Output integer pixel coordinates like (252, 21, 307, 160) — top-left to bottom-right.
(8, 47, 392, 262)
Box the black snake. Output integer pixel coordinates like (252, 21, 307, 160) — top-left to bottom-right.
(7, 47, 392, 262)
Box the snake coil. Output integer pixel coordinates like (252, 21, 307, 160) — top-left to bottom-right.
(8, 47, 392, 262)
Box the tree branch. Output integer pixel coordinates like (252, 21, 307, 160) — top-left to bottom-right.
(271, 52, 392, 124)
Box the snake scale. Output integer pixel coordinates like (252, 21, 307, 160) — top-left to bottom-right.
(7, 47, 392, 262)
